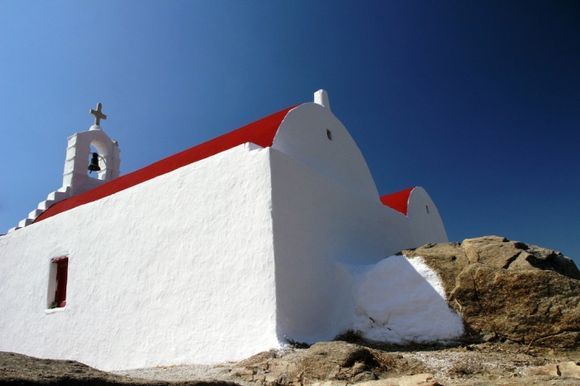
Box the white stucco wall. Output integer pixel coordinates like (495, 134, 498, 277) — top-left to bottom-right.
(407, 187, 448, 246)
(270, 149, 418, 343)
(269, 103, 448, 344)
(63, 127, 121, 196)
(1, 96, 451, 369)
(273, 103, 379, 201)
(350, 255, 463, 343)
(0, 143, 279, 371)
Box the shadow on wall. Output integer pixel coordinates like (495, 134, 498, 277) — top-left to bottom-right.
(345, 255, 464, 344)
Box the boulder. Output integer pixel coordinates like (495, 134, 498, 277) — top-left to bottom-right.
(403, 236, 580, 348)
(230, 341, 428, 385)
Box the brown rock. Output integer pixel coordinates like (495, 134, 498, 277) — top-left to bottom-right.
(402, 242, 468, 295)
(462, 236, 516, 267)
(526, 361, 580, 379)
(403, 236, 580, 348)
(230, 341, 428, 385)
(354, 373, 441, 386)
(558, 361, 580, 379)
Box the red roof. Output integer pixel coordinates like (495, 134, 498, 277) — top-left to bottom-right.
(35, 105, 296, 223)
(380, 187, 415, 215)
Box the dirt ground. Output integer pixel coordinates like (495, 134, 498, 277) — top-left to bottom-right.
(114, 342, 580, 385)
(1, 342, 578, 385)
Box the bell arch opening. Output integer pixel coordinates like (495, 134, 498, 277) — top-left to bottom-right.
(87, 140, 109, 181)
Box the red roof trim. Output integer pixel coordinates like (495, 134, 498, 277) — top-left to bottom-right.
(380, 187, 416, 215)
(35, 105, 297, 223)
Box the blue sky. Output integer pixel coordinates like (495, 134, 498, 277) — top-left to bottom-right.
(1, 1, 578, 263)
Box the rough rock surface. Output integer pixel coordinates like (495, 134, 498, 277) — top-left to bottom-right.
(526, 360, 580, 378)
(402, 235, 580, 348)
(229, 341, 427, 385)
(118, 341, 579, 385)
(0, 351, 239, 385)
(3, 342, 580, 385)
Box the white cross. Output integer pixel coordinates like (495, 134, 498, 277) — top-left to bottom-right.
(90, 102, 107, 126)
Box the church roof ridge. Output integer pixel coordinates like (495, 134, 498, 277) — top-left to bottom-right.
(34, 105, 298, 223)
(380, 187, 416, 216)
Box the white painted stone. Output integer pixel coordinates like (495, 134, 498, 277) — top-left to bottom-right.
(37, 200, 55, 211)
(17, 218, 33, 228)
(46, 190, 68, 202)
(28, 209, 43, 219)
(350, 256, 463, 344)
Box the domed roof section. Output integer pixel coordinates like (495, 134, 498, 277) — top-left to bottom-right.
(272, 100, 379, 200)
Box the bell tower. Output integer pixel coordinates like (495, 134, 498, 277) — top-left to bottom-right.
(62, 103, 121, 195)
(9, 103, 121, 231)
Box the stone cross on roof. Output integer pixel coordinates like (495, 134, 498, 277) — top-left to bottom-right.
(90, 102, 107, 126)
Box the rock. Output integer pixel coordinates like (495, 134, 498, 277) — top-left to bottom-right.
(354, 373, 441, 386)
(526, 361, 580, 379)
(230, 341, 427, 385)
(403, 236, 580, 348)
(558, 361, 580, 379)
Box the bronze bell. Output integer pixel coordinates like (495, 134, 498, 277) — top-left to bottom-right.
(88, 152, 101, 173)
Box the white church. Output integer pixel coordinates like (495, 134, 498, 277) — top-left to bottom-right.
(0, 90, 461, 371)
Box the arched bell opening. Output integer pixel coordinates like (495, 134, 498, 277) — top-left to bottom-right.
(87, 140, 109, 181)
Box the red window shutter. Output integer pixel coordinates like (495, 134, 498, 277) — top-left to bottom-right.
(54, 258, 68, 308)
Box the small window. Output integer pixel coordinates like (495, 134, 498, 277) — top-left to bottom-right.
(426, 205, 430, 214)
(48, 257, 68, 309)
(326, 129, 333, 141)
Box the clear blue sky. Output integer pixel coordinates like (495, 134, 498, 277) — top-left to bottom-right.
(1, 1, 578, 263)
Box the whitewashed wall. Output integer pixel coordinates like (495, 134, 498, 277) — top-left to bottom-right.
(0, 99, 450, 370)
(0, 143, 279, 371)
(273, 103, 379, 201)
(407, 187, 448, 246)
(270, 150, 412, 343)
(269, 103, 448, 343)
(270, 104, 414, 343)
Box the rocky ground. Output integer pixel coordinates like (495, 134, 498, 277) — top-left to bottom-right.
(117, 340, 580, 385)
(2, 236, 578, 385)
(2, 341, 578, 385)
(115, 341, 580, 385)
(0, 351, 239, 385)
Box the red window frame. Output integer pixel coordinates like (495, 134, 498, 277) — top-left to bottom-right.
(52, 257, 68, 308)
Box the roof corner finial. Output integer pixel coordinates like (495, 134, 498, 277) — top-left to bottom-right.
(314, 89, 331, 111)
(89, 102, 107, 130)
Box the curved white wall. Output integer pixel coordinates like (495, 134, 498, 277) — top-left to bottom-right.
(407, 187, 448, 246)
(270, 149, 416, 343)
(273, 103, 379, 200)
(269, 104, 449, 344)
